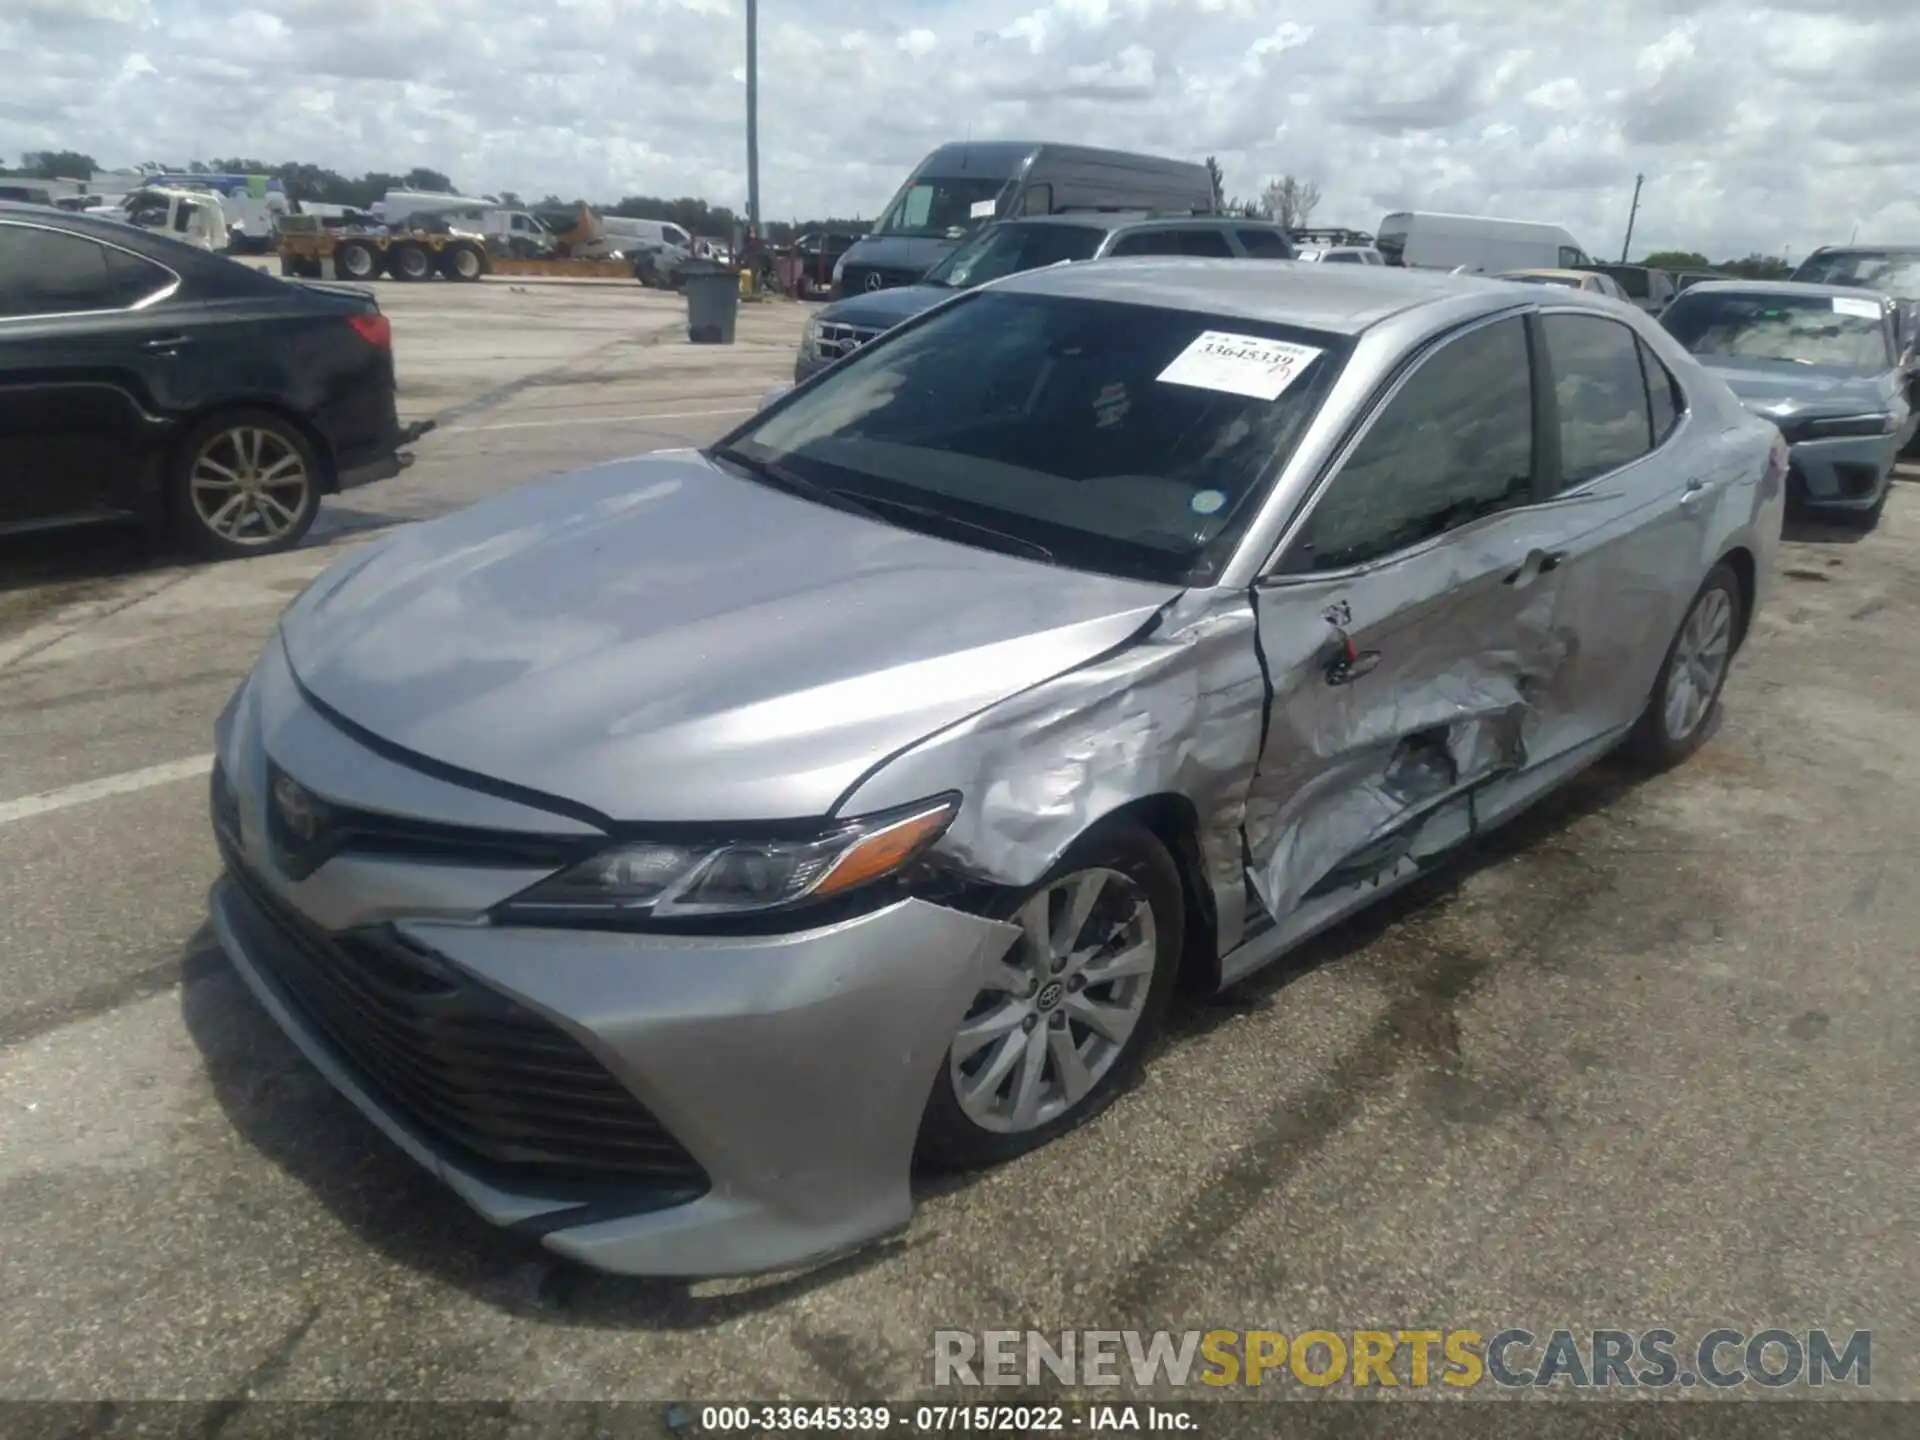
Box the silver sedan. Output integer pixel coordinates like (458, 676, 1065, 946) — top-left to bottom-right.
(211, 259, 1786, 1277)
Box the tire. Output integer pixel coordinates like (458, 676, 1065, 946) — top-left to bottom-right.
(166, 409, 322, 560)
(916, 820, 1183, 1170)
(335, 239, 380, 282)
(1627, 561, 1742, 771)
(389, 242, 433, 282)
(440, 242, 485, 282)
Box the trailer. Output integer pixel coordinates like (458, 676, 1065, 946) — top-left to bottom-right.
(275, 205, 642, 283)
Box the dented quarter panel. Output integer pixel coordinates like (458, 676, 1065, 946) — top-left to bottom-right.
(834, 588, 1267, 954)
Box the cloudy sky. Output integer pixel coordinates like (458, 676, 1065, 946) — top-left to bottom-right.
(5, 0, 1918, 262)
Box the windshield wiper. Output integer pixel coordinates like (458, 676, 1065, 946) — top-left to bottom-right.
(710, 446, 891, 525)
(851, 491, 1056, 563)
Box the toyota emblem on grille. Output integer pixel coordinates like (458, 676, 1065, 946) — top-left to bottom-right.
(272, 775, 320, 843)
(863, 272, 884, 292)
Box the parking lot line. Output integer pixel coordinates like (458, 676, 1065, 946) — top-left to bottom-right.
(0, 754, 214, 827)
(442, 406, 755, 434)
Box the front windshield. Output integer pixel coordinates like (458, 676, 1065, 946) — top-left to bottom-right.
(873, 176, 1009, 238)
(125, 194, 171, 228)
(1662, 292, 1889, 372)
(1792, 250, 1920, 297)
(715, 290, 1347, 585)
(922, 223, 1103, 289)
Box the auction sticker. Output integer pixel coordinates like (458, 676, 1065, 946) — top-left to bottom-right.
(1157, 331, 1323, 401)
(970, 198, 998, 219)
(1832, 297, 1882, 319)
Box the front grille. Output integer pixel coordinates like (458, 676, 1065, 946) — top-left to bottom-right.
(836, 265, 917, 297)
(217, 832, 708, 1200)
(814, 320, 884, 363)
(1786, 460, 1809, 504)
(1775, 419, 1813, 445)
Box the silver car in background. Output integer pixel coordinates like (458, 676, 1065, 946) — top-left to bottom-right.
(1661, 280, 1917, 526)
(210, 260, 1785, 1277)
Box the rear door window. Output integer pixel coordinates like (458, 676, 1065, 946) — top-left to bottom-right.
(1542, 313, 1655, 488)
(1236, 228, 1293, 258)
(1638, 338, 1683, 444)
(0, 224, 127, 316)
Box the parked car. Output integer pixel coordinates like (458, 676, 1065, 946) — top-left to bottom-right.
(1579, 263, 1678, 314)
(211, 260, 1783, 1277)
(1496, 268, 1632, 302)
(789, 230, 862, 298)
(1674, 269, 1723, 293)
(794, 212, 1297, 382)
(1297, 245, 1385, 265)
(0, 184, 54, 206)
(1660, 280, 1916, 526)
(0, 204, 431, 555)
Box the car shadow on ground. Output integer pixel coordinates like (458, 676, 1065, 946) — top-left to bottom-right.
(0, 509, 413, 600)
(182, 743, 1663, 1332)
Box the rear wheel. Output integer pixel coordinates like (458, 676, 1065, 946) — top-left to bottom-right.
(916, 821, 1182, 1169)
(335, 239, 379, 282)
(167, 410, 321, 560)
(440, 242, 485, 282)
(389, 242, 434, 281)
(1627, 562, 1741, 770)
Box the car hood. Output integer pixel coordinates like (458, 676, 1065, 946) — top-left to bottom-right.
(280, 452, 1178, 824)
(815, 284, 952, 330)
(838, 233, 958, 277)
(1698, 358, 1890, 417)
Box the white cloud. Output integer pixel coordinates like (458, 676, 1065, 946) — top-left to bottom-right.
(2, 0, 1916, 260)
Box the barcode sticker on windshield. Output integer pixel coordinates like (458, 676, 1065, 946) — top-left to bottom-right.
(1157, 331, 1323, 401)
(1833, 297, 1882, 319)
(969, 199, 997, 219)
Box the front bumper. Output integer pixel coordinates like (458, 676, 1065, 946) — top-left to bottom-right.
(1783, 431, 1899, 511)
(208, 644, 1019, 1276)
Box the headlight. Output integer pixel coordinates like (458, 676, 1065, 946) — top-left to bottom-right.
(831, 254, 848, 284)
(801, 312, 824, 358)
(499, 794, 959, 921)
(1802, 413, 1899, 439)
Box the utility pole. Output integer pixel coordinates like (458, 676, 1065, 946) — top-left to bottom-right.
(745, 0, 761, 241)
(1619, 172, 1644, 263)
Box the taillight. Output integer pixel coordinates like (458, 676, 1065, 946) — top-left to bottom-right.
(347, 313, 391, 348)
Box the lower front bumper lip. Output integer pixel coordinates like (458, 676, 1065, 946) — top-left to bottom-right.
(209, 875, 1021, 1277)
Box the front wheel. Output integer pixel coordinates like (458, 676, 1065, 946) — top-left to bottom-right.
(167, 410, 322, 560)
(1627, 562, 1741, 770)
(916, 822, 1183, 1169)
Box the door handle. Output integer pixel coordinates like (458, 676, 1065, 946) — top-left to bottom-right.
(1503, 548, 1567, 585)
(1680, 478, 1709, 505)
(141, 335, 191, 353)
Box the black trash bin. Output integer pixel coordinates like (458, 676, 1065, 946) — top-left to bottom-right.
(681, 261, 741, 344)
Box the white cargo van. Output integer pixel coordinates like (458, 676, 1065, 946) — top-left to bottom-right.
(1376, 211, 1595, 273)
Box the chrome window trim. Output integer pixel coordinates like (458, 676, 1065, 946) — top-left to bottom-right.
(0, 217, 184, 324)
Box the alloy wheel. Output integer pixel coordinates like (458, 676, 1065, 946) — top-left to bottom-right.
(1662, 585, 1733, 742)
(189, 426, 311, 548)
(949, 867, 1158, 1135)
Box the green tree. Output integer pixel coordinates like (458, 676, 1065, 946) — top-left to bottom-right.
(1717, 253, 1793, 280)
(1205, 155, 1226, 212)
(18, 150, 97, 179)
(1642, 249, 1710, 270)
(403, 167, 455, 193)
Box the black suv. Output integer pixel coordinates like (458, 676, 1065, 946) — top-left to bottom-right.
(795, 212, 1297, 382)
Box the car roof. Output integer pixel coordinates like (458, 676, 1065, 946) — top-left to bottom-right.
(993, 256, 1564, 336)
(1678, 278, 1890, 303)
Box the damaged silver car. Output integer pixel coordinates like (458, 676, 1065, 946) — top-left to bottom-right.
(210, 259, 1786, 1277)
